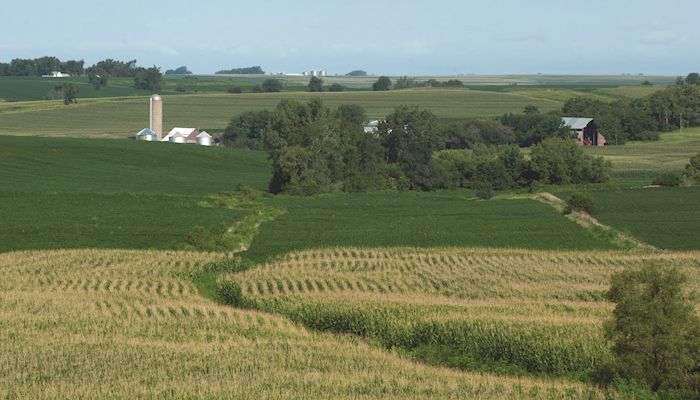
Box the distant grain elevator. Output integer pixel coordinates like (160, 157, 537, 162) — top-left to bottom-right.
(150, 94, 163, 140)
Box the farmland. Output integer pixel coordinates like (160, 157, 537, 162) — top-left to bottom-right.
(0, 136, 269, 252)
(0, 248, 631, 399)
(0, 89, 563, 137)
(586, 187, 700, 250)
(222, 247, 700, 378)
(243, 191, 618, 263)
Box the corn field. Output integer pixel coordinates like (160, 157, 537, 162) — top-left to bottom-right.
(0, 248, 637, 399)
(223, 247, 700, 376)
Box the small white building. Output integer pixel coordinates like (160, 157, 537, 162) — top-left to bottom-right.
(135, 128, 158, 141)
(169, 132, 187, 144)
(161, 127, 197, 143)
(41, 71, 70, 78)
(196, 131, 213, 146)
(364, 120, 380, 134)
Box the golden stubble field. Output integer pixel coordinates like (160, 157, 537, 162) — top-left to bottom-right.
(5, 248, 698, 399)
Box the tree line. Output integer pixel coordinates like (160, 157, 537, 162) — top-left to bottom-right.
(0, 56, 85, 76)
(216, 66, 265, 74)
(223, 99, 610, 195)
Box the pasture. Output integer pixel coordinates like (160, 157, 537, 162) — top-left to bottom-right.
(0, 248, 628, 399)
(584, 127, 700, 185)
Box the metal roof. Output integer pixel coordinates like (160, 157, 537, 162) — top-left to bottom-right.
(562, 117, 593, 130)
(135, 128, 157, 137)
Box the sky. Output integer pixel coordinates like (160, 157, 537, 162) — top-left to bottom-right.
(1, 0, 698, 76)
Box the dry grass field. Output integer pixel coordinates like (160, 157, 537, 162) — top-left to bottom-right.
(0, 248, 644, 399)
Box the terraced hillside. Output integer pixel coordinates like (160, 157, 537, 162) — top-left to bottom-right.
(223, 247, 700, 377)
(0, 249, 625, 399)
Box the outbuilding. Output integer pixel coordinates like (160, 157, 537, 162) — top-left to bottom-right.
(196, 131, 213, 146)
(562, 117, 606, 146)
(135, 128, 158, 141)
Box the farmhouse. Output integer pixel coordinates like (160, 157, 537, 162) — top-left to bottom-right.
(364, 120, 380, 134)
(41, 71, 70, 78)
(562, 117, 606, 146)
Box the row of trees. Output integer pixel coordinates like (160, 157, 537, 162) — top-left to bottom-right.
(223, 100, 610, 195)
(371, 76, 466, 91)
(216, 66, 265, 74)
(0, 57, 85, 76)
(563, 84, 700, 144)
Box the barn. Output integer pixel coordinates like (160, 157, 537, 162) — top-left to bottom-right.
(562, 117, 606, 146)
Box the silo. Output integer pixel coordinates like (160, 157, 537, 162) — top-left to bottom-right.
(150, 94, 163, 140)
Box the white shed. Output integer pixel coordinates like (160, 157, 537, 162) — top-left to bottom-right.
(196, 131, 213, 146)
(161, 127, 197, 142)
(135, 128, 158, 141)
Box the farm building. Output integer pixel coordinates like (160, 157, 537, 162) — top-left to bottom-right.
(364, 120, 380, 134)
(135, 128, 158, 141)
(562, 117, 606, 146)
(159, 128, 213, 146)
(41, 71, 70, 78)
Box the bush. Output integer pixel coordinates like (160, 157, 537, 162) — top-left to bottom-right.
(227, 86, 243, 94)
(652, 171, 683, 187)
(564, 192, 595, 215)
(684, 154, 700, 184)
(328, 83, 344, 92)
(218, 281, 244, 307)
(175, 86, 186, 93)
(635, 131, 660, 141)
(475, 184, 494, 200)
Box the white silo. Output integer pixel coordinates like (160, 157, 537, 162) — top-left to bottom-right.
(169, 132, 187, 143)
(150, 94, 163, 140)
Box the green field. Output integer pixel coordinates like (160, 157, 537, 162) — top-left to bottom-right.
(0, 89, 564, 137)
(584, 127, 700, 185)
(587, 187, 700, 250)
(245, 191, 618, 263)
(0, 136, 269, 251)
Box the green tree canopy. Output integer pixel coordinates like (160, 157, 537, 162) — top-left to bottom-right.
(307, 76, 323, 92)
(261, 79, 283, 92)
(133, 67, 163, 91)
(372, 76, 392, 91)
(604, 266, 700, 397)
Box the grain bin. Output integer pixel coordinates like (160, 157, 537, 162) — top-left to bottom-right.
(196, 131, 213, 146)
(150, 94, 163, 140)
(169, 132, 186, 143)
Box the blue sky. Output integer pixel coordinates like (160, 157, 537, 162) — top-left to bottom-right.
(2, 0, 698, 75)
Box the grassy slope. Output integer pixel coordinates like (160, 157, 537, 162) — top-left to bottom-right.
(588, 187, 700, 250)
(584, 127, 700, 185)
(0, 89, 562, 137)
(0, 136, 270, 252)
(244, 191, 617, 263)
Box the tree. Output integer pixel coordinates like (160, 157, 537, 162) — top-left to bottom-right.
(60, 59, 84, 76)
(686, 72, 700, 85)
(216, 66, 265, 74)
(165, 66, 192, 75)
(87, 67, 109, 89)
(91, 59, 139, 77)
(222, 110, 272, 149)
(328, 83, 344, 92)
(378, 106, 439, 189)
(307, 76, 323, 92)
(683, 154, 700, 184)
(346, 70, 367, 76)
(372, 76, 392, 91)
(528, 138, 611, 184)
(134, 67, 163, 91)
(603, 266, 700, 396)
(394, 76, 417, 89)
(261, 79, 283, 92)
(55, 83, 78, 105)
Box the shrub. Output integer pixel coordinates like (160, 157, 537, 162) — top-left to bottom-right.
(227, 86, 243, 94)
(684, 154, 700, 184)
(564, 192, 595, 215)
(219, 281, 244, 307)
(652, 171, 683, 187)
(328, 83, 344, 92)
(475, 184, 494, 200)
(634, 131, 660, 141)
